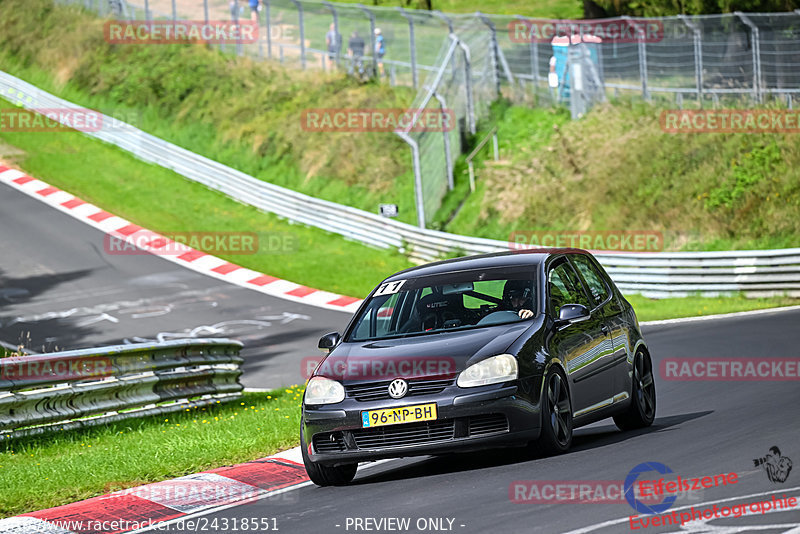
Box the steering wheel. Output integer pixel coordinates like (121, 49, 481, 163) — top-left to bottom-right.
(476, 310, 521, 326)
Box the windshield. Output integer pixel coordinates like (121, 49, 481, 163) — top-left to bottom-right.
(347, 268, 537, 342)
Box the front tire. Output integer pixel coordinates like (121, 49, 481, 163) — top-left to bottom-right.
(614, 350, 656, 431)
(536, 368, 573, 455)
(301, 427, 357, 486)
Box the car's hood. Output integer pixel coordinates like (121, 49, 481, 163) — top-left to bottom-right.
(318, 321, 536, 382)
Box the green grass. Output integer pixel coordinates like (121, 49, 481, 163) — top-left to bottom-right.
(0, 99, 413, 297)
(628, 294, 800, 323)
(0, 0, 420, 226)
(0, 389, 304, 518)
(444, 99, 800, 252)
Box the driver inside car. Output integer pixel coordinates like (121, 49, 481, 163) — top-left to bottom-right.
(502, 279, 534, 319)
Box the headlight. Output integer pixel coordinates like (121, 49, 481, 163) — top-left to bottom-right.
(304, 376, 345, 405)
(457, 354, 518, 388)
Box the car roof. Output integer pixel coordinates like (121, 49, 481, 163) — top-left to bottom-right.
(382, 248, 589, 282)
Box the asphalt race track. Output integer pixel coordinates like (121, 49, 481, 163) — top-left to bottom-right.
(3, 179, 800, 533)
(0, 181, 349, 389)
(181, 309, 800, 533)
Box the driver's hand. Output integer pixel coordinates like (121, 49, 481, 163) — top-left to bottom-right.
(518, 309, 533, 319)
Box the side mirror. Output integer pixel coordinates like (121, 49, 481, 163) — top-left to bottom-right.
(555, 304, 590, 327)
(318, 332, 341, 353)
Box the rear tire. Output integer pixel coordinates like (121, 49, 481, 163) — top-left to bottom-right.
(301, 427, 357, 486)
(614, 350, 656, 431)
(535, 368, 573, 455)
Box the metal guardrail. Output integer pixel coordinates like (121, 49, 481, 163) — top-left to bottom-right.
(0, 339, 243, 440)
(1, 70, 799, 298)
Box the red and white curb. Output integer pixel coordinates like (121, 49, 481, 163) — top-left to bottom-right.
(0, 166, 363, 314)
(0, 447, 306, 533)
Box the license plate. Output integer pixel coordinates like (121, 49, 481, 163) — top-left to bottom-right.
(361, 403, 437, 428)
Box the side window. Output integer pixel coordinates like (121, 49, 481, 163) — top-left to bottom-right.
(548, 261, 590, 316)
(571, 255, 610, 306)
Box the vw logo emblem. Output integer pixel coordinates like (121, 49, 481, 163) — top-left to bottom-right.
(388, 379, 408, 399)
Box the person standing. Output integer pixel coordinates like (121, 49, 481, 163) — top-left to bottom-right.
(326, 23, 342, 67)
(374, 28, 385, 77)
(248, 0, 259, 23)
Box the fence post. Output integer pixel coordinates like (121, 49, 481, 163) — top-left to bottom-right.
(289, 0, 306, 69)
(397, 7, 418, 89)
(514, 15, 539, 93)
(264, 0, 272, 59)
(433, 92, 454, 191)
(357, 4, 378, 79)
(322, 1, 340, 67)
(623, 16, 648, 100)
(679, 15, 703, 103)
(145, 0, 151, 20)
(476, 13, 501, 97)
(452, 35, 476, 135)
(171, 0, 176, 21)
(736, 12, 762, 104)
(434, 11, 456, 80)
(396, 132, 426, 229)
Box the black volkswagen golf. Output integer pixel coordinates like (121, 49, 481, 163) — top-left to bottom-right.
(301, 249, 656, 486)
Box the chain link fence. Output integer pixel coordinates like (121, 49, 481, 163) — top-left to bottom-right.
(55, 0, 800, 227)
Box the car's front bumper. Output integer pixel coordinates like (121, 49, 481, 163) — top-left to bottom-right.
(302, 384, 541, 466)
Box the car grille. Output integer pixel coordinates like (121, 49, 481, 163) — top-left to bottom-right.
(345, 378, 454, 402)
(351, 420, 455, 450)
(312, 432, 346, 453)
(468, 414, 509, 436)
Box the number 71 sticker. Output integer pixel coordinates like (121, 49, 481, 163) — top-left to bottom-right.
(374, 280, 406, 296)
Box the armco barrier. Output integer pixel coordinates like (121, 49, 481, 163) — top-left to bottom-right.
(0, 339, 243, 440)
(1, 70, 799, 297)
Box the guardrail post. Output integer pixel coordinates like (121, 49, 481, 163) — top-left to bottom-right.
(679, 15, 703, 103)
(357, 4, 378, 79)
(433, 92, 454, 191)
(264, 0, 272, 59)
(736, 12, 762, 104)
(396, 131, 426, 228)
(289, 0, 306, 69)
(397, 7, 418, 89)
(322, 1, 340, 67)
